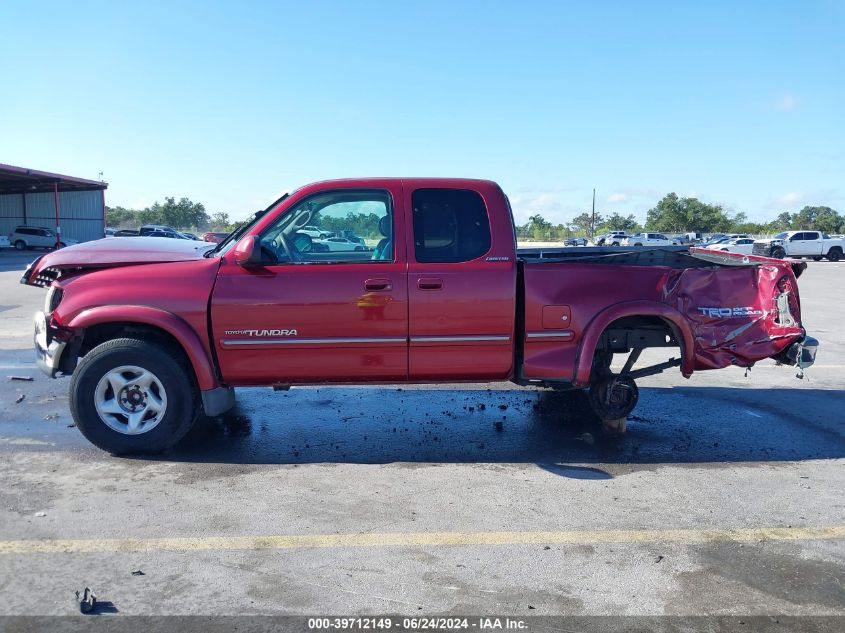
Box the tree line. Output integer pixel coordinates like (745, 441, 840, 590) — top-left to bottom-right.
(517, 193, 843, 240)
(110, 193, 844, 240)
(107, 197, 236, 232)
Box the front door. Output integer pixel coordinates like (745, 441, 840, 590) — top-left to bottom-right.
(405, 182, 516, 381)
(211, 184, 408, 385)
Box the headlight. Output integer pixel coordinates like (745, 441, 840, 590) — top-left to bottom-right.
(44, 285, 63, 314)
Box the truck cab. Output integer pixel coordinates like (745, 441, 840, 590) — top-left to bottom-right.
(211, 179, 517, 384)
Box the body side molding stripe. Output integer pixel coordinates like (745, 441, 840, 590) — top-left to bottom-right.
(221, 337, 406, 347)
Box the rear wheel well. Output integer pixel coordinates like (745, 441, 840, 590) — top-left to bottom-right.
(593, 315, 683, 377)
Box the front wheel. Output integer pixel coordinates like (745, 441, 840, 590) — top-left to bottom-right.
(70, 337, 199, 454)
(14, 240, 26, 250)
(771, 247, 786, 259)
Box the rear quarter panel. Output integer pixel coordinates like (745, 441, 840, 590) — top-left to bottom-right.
(522, 260, 805, 385)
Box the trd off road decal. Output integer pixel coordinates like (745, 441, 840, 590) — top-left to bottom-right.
(696, 307, 763, 318)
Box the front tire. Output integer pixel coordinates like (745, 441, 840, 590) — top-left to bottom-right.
(14, 240, 26, 250)
(771, 247, 786, 259)
(70, 337, 199, 454)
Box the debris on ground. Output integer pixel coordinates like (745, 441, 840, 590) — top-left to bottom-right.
(43, 413, 59, 421)
(8, 375, 34, 382)
(498, 404, 508, 410)
(67, 423, 76, 428)
(77, 587, 96, 614)
(131, 569, 145, 576)
(654, 555, 664, 563)
(34, 511, 46, 517)
(494, 421, 504, 431)
(15, 394, 25, 404)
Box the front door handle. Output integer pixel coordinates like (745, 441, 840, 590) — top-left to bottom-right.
(418, 277, 443, 290)
(365, 278, 392, 292)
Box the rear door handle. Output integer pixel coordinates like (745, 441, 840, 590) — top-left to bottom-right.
(418, 277, 443, 290)
(365, 278, 392, 292)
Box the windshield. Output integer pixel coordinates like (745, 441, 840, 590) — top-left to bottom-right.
(207, 193, 289, 257)
(774, 232, 788, 239)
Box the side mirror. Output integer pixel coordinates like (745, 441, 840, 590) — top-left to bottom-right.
(233, 235, 262, 267)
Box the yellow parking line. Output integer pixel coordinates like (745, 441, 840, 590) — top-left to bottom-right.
(0, 526, 843, 554)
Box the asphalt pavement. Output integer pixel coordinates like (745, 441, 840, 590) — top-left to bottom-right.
(0, 248, 843, 623)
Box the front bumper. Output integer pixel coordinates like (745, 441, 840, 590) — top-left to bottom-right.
(34, 311, 67, 378)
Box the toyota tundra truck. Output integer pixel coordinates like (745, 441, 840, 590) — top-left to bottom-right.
(21, 178, 818, 454)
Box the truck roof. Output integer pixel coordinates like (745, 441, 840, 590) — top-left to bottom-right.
(295, 177, 501, 190)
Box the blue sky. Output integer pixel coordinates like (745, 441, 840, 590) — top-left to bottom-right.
(1, 1, 843, 224)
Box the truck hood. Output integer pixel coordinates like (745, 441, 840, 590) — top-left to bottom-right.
(21, 237, 216, 287)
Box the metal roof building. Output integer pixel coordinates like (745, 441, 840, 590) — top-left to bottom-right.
(0, 163, 108, 246)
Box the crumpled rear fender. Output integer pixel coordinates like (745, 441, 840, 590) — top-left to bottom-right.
(665, 263, 805, 372)
(66, 305, 219, 391)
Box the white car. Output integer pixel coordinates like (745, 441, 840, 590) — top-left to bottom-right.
(707, 237, 756, 255)
(10, 226, 78, 250)
(621, 232, 672, 247)
(312, 236, 368, 252)
(298, 225, 333, 239)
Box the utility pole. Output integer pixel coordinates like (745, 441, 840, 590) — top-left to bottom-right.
(591, 188, 596, 239)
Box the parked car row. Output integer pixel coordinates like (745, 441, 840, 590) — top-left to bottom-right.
(106, 225, 205, 240)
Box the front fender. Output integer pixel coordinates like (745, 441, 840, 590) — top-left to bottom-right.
(573, 300, 696, 387)
(67, 305, 219, 391)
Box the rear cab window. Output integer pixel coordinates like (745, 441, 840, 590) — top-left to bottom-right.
(412, 188, 491, 263)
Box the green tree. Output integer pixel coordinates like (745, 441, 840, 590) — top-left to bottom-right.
(645, 193, 736, 233)
(209, 212, 232, 231)
(598, 212, 641, 234)
(570, 212, 602, 237)
(793, 206, 842, 234)
(105, 206, 139, 228)
(150, 197, 210, 230)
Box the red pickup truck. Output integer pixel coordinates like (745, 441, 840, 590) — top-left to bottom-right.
(22, 178, 818, 454)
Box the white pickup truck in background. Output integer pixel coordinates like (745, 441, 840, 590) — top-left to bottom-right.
(753, 230, 845, 261)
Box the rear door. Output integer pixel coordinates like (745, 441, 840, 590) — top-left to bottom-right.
(211, 182, 409, 384)
(788, 232, 812, 256)
(405, 181, 516, 381)
(802, 231, 823, 255)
